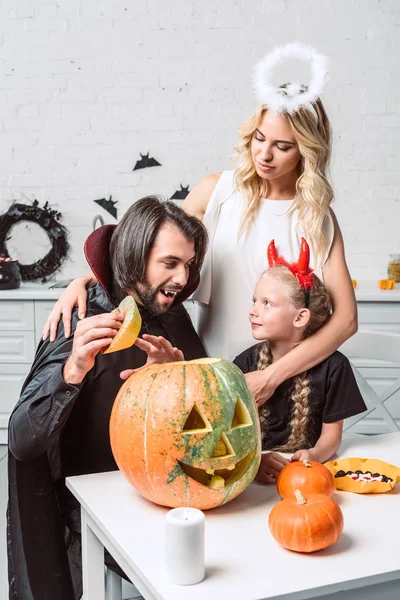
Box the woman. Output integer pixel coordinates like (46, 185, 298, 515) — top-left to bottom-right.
(43, 45, 357, 405)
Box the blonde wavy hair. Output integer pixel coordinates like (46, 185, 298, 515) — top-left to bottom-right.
(257, 266, 332, 451)
(234, 94, 334, 267)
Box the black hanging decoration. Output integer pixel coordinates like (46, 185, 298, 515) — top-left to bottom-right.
(171, 185, 190, 200)
(0, 200, 69, 282)
(133, 153, 161, 170)
(94, 195, 118, 219)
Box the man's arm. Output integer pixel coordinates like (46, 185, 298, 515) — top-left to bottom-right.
(8, 312, 123, 462)
(8, 333, 82, 462)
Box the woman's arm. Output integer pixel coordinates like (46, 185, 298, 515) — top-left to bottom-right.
(42, 274, 96, 341)
(291, 421, 344, 464)
(246, 211, 358, 405)
(182, 172, 221, 220)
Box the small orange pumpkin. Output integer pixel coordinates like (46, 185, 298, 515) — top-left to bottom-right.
(268, 489, 344, 553)
(378, 279, 396, 290)
(351, 279, 357, 288)
(277, 459, 335, 499)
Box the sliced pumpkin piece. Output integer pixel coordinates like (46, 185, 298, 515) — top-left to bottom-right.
(102, 295, 142, 354)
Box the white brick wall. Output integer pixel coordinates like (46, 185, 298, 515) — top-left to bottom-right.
(0, 0, 399, 281)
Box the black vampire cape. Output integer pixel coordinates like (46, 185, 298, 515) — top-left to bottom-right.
(7, 225, 207, 600)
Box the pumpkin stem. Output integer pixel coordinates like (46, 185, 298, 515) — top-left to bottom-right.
(303, 460, 311, 468)
(294, 489, 307, 505)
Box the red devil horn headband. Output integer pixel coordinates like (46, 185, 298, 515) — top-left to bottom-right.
(267, 237, 314, 290)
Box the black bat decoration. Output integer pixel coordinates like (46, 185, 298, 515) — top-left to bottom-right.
(171, 185, 190, 200)
(133, 153, 161, 170)
(94, 195, 118, 219)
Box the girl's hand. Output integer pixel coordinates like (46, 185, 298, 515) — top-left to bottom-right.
(245, 364, 280, 407)
(256, 451, 289, 484)
(291, 449, 316, 462)
(42, 276, 92, 341)
(291, 422, 343, 464)
(120, 335, 184, 380)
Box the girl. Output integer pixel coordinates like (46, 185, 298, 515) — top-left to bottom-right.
(233, 239, 366, 484)
(42, 44, 357, 406)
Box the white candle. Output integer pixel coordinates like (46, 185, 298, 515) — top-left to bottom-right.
(165, 507, 205, 585)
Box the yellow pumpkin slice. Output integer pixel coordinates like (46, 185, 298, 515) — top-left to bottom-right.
(102, 295, 142, 354)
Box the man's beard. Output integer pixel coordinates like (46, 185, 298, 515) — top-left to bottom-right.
(134, 280, 182, 315)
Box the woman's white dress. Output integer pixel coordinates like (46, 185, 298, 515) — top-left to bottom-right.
(192, 171, 334, 361)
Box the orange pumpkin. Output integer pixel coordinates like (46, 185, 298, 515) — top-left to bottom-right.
(269, 489, 343, 552)
(351, 279, 357, 288)
(378, 279, 396, 290)
(110, 358, 261, 510)
(277, 459, 335, 498)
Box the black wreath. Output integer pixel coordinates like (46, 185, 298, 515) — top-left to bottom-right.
(0, 200, 69, 282)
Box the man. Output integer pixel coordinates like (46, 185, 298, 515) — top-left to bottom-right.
(7, 196, 208, 600)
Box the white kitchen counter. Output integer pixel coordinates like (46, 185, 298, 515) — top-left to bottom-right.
(353, 281, 400, 302)
(0, 281, 399, 301)
(0, 283, 65, 300)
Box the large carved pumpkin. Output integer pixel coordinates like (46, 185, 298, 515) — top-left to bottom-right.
(110, 358, 261, 510)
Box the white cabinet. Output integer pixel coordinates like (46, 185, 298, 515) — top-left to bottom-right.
(358, 302, 400, 333)
(350, 361, 400, 434)
(0, 301, 34, 330)
(0, 289, 60, 443)
(0, 331, 36, 364)
(351, 299, 400, 434)
(0, 364, 31, 431)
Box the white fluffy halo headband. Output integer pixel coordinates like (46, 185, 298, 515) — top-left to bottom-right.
(253, 42, 328, 115)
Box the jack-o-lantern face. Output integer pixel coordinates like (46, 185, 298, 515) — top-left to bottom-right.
(110, 358, 261, 509)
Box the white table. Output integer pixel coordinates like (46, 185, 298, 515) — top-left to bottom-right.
(66, 433, 400, 600)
